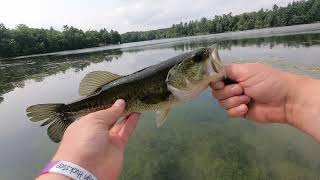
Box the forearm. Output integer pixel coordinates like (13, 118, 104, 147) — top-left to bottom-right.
(286, 74, 320, 141)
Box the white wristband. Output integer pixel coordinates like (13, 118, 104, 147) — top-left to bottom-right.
(40, 160, 98, 180)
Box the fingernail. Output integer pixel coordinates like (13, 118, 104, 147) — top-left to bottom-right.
(214, 81, 224, 90)
(230, 84, 237, 90)
(240, 96, 249, 103)
(238, 104, 247, 113)
(114, 99, 125, 108)
(231, 85, 242, 93)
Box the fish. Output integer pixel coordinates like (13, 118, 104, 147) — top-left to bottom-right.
(26, 46, 226, 143)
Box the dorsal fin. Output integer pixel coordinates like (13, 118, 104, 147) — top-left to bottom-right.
(79, 71, 122, 96)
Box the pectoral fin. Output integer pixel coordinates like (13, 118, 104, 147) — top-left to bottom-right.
(156, 109, 171, 127)
(79, 71, 122, 96)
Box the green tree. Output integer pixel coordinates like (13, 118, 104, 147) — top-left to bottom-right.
(110, 30, 121, 44)
(100, 28, 111, 45)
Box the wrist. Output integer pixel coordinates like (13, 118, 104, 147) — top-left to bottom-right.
(52, 146, 103, 180)
(52, 146, 122, 180)
(285, 73, 320, 126)
(284, 72, 307, 126)
(38, 160, 97, 180)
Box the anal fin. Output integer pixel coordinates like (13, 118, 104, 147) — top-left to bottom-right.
(47, 120, 73, 143)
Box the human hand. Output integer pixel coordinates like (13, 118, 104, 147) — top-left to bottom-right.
(38, 99, 140, 180)
(211, 63, 296, 124)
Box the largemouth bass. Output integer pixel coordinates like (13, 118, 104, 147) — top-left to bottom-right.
(26, 47, 226, 142)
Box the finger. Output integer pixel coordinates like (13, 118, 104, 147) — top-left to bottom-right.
(227, 104, 248, 118)
(87, 99, 126, 128)
(220, 95, 251, 110)
(118, 113, 141, 143)
(212, 84, 243, 100)
(210, 81, 225, 90)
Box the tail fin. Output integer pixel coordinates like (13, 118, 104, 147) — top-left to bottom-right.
(26, 104, 73, 143)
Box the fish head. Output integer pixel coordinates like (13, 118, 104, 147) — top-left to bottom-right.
(166, 47, 226, 101)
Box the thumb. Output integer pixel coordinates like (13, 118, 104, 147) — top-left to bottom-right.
(87, 99, 126, 128)
(225, 63, 253, 82)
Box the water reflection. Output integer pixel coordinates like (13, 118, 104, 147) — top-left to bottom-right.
(172, 33, 320, 52)
(1, 33, 320, 104)
(0, 50, 123, 102)
(1, 33, 320, 179)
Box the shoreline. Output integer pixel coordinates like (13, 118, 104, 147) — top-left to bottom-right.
(2, 22, 320, 60)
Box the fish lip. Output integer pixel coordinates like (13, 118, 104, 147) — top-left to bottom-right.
(206, 48, 226, 80)
(209, 48, 219, 73)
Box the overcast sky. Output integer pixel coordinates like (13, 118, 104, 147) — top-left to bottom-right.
(0, 0, 294, 33)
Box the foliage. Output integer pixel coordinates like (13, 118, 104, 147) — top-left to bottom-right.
(0, 0, 320, 58)
(0, 24, 121, 58)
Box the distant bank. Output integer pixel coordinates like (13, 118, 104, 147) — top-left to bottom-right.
(3, 22, 320, 60)
(1, 0, 320, 59)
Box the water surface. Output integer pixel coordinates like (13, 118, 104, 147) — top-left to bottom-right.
(1, 33, 320, 179)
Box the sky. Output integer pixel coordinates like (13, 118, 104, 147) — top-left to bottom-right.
(0, 0, 294, 33)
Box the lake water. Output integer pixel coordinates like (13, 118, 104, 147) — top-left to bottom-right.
(1, 32, 320, 179)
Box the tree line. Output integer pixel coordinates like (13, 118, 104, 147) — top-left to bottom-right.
(0, 25, 121, 58)
(1, 0, 320, 58)
(121, 0, 320, 42)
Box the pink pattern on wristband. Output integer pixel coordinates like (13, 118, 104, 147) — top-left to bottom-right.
(39, 161, 59, 176)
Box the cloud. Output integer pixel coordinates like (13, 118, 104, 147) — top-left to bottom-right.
(100, 0, 294, 32)
(0, 0, 294, 33)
